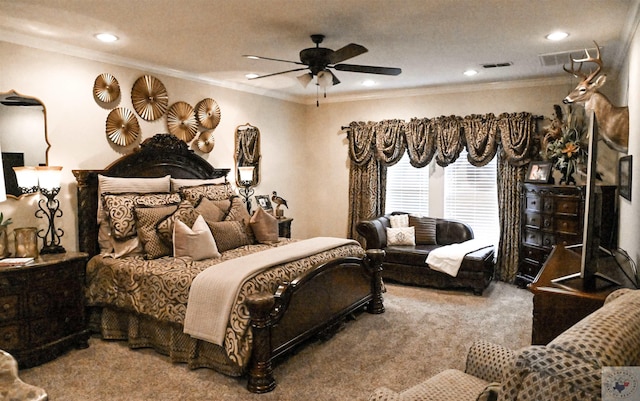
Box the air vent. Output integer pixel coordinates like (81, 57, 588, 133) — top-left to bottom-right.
(539, 46, 600, 67)
(481, 62, 512, 69)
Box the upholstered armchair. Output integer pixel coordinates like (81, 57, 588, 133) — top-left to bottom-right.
(0, 350, 48, 401)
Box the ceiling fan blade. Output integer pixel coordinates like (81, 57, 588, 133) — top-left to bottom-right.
(330, 71, 341, 86)
(248, 67, 309, 80)
(334, 63, 402, 76)
(243, 55, 305, 66)
(328, 43, 368, 64)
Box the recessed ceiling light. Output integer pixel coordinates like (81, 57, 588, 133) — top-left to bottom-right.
(463, 69, 478, 77)
(95, 33, 118, 43)
(546, 31, 569, 41)
(361, 79, 377, 87)
(245, 73, 259, 79)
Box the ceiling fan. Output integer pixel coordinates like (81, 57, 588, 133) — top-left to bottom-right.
(243, 34, 402, 92)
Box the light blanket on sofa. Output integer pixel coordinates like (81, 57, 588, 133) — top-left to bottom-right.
(426, 239, 492, 277)
(184, 237, 359, 345)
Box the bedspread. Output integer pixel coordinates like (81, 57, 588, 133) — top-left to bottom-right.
(85, 240, 365, 369)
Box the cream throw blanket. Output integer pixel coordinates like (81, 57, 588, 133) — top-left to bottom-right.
(184, 237, 359, 345)
(426, 239, 492, 277)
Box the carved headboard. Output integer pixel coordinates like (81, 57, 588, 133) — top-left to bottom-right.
(73, 134, 230, 257)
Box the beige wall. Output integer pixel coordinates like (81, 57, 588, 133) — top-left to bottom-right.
(1, 39, 635, 267)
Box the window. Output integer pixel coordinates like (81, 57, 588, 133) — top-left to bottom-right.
(444, 151, 499, 244)
(385, 153, 429, 215)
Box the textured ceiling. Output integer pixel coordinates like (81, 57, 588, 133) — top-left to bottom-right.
(0, 0, 638, 103)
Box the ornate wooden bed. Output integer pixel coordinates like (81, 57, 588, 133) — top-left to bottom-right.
(73, 134, 384, 393)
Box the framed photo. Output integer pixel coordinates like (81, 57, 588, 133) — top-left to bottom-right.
(619, 155, 632, 201)
(525, 161, 552, 183)
(255, 195, 273, 212)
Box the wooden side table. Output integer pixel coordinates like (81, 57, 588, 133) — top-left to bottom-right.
(0, 252, 90, 368)
(277, 218, 293, 238)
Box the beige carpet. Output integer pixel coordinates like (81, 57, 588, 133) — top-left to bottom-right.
(20, 282, 532, 401)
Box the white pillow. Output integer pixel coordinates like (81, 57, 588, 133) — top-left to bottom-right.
(389, 214, 409, 228)
(173, 215, 221, 260)
(386, 227, 415, 246)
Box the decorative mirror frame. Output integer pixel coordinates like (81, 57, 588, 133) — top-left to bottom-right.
(0, 90, 50, 199)
(234, 123, 261, 188)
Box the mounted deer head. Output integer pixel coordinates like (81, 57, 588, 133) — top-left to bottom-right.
(563, 41, 629, 153)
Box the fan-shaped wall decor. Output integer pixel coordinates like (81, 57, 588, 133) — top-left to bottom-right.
(166, 101, 197, 142)
(131, 75, 169, 121)
(105, 107, 140, 146)
(195, 98, 221, 129)
(196, 130, 215, 153)
(93, 73, 120, 103)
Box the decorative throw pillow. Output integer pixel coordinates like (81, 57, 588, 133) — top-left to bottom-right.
(156, 200, 201, 246)
(249, 206, 279, 244)
(389, 213, 409, 228)
(170, 177, 226, 192)
(224, 196, 255, 243)
(409, 215, 437, 245)
(179, 183, 233, 205)
(102, 192, 181, 240)
(173, 215, 221, 260)
(134, 203, 180, 259)
(206, 220, 252, 253)
(386, 226, 416, 246)
(97, 175, 171, 252)
(195, 198, 230, 223)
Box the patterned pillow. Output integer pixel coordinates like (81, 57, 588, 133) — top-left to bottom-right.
(389, 213, 409, 228)
(206, 220, 252, 252)
(134, 203, 180, 259)
(173, 215, 221, 260)
(195, 198, 230, 223)
(250, 206, 279, 244)
(224, 196, 255, 243)
(386, 226, 415, 246)
(409, 215, 437, 245)
(179, 183, 233, 205)
(156, 200, 201, 246)
(170, 177, 226, 192)
(102, 192, 181, 240)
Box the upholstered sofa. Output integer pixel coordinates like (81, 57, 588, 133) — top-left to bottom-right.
(0, 350, 48, 401)
(356, 213, 495, 295)
(369, 288, 640, 401)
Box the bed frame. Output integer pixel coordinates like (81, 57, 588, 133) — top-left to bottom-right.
(73, 134, 384, 393)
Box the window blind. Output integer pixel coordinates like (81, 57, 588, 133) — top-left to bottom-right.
(385, 153, 429, 215)
(444, 151, 499, 245)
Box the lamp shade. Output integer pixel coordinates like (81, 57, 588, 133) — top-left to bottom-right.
(238, 166, 255, 184)
(297, 72, 313, 88)
(13, 166, 39, 192)
(36, 166, 62, 191)
(317, 70, 333, 88)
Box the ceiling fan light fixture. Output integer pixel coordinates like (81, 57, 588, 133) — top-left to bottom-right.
(317, 71, 333, 88)
(297, 73, 313, 88)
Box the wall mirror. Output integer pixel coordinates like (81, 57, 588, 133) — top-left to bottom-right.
(0, 90, 49, 198)
(234, 124, 261, 187)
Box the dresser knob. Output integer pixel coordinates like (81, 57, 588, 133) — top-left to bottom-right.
(2, 303, 9, 311)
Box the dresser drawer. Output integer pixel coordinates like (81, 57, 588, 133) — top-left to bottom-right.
(521, 245, 549, 265)
(0, 295, 19, 322)
(525, 212, 542, 228)
(524, 229, 542, 247)
(525, 195, 542, 212)
(555, 217, 580, 235)
(555, 197, 580, 215)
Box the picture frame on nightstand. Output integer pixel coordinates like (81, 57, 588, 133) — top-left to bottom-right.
(525, 161, 553, 183)
(255, 195, 273, 213)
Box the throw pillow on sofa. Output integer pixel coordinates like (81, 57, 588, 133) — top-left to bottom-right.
(386, 226, 415, 246)
(409, 215, 437, 245)
(389, 213, 409, 228)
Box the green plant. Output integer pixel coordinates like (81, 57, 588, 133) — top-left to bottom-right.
(0, 212, 13, 227)
(542, 104, 587, 184)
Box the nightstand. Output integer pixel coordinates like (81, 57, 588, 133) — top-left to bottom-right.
(278, 218, 293, 238)
(0, 252, 90, 368)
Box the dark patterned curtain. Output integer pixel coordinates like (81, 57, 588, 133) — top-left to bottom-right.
(405, 118, 437, 168)
(463, 114, 499, 167)
(435, 116, 464, 167)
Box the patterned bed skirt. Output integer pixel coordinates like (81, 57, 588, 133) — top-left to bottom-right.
(90, 306, 245, 377)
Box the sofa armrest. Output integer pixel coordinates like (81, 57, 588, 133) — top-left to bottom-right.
(356, 216, 391, 249)
(437, 219, 474, 245)
(464, 340, 515, 383)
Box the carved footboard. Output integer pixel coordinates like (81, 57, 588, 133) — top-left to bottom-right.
(246, 249, 384, 393)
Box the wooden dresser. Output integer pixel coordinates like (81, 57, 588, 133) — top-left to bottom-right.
(0, 252, 90, 368)
(516, 183, 616, 286)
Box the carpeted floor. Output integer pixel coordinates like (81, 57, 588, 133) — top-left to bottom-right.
(19, 281, 532, 401)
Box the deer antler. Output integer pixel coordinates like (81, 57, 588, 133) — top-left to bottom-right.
(563, 41, 602, 83)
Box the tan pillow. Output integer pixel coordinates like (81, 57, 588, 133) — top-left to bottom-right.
(134, 203, 180, 259)
(386, 226, 415, 246)
(250, 207, 279, 244)
(156, 200, 200, 246)
(173, 215, 221, 260)
(206, 220, 252, 252)
(170, 177, 226, 192)
(409, 215, 437, 245)
(179, 183, 233, 205)
(195, 198, 229, 223)
(224, 196, 255, 243)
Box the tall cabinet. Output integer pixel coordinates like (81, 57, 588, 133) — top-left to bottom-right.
(516, 183, 617, 286)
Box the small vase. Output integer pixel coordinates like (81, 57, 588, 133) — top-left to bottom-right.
(559, 165, 576, 185)
(14, 227, 38, 258)
(0, 226, 8, 258)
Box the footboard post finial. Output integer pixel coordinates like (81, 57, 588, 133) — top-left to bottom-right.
(246, 293, 277, 393)
(365, 249, 385, 314)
